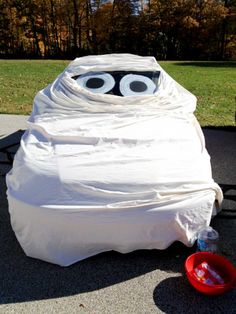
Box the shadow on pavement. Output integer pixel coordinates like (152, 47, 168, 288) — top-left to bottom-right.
(153, 275, 236, 314)
(203, 127, 236, 218)
(173, 61, 236, 68)
(0, 130, 24, 166)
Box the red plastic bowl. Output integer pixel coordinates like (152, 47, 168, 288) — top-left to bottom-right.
(185, 252, 236, 295)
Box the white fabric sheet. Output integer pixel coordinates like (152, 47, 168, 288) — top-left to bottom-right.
(6, 54, 223, 266)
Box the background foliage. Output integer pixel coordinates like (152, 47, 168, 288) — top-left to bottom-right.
(0, 0, 235, 60)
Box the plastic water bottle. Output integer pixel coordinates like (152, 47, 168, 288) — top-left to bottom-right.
(197, 226, 219, 253)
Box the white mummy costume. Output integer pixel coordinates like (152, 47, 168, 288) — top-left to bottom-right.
(6, 54, 222, 266)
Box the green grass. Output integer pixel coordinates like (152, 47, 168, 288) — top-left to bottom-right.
(0, 60, 69, 115)
(0, 59, 235, 127)
(159, 61, 236, 127)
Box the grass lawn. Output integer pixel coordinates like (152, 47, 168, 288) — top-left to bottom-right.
(0, 59, 235, 127)
(161, 61, 236, 127)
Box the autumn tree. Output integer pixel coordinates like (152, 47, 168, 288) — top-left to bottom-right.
(0, 0, 235, 59)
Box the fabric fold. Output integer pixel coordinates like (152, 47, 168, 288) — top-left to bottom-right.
(7, 54, 222, 266)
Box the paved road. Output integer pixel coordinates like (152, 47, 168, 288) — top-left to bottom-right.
(0, 115, 235, 313)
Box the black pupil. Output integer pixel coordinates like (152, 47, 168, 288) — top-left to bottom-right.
(86, 77, 104, 89)
(129, 81, 147, 93)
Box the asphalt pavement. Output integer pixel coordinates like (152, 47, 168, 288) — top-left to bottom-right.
(0, 115, 235, 314)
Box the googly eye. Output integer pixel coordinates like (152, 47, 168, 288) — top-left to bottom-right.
(75, 72, 115, 94)
(119, 74, 156, 96)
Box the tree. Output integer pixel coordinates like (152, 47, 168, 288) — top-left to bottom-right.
(0, 0, 235, 59)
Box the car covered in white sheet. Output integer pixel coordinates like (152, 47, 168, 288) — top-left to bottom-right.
(6, 54, 223, 266)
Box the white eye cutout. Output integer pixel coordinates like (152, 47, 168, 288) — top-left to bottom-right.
(75, 72, 115, 94)
(120, 74, 157, 96)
